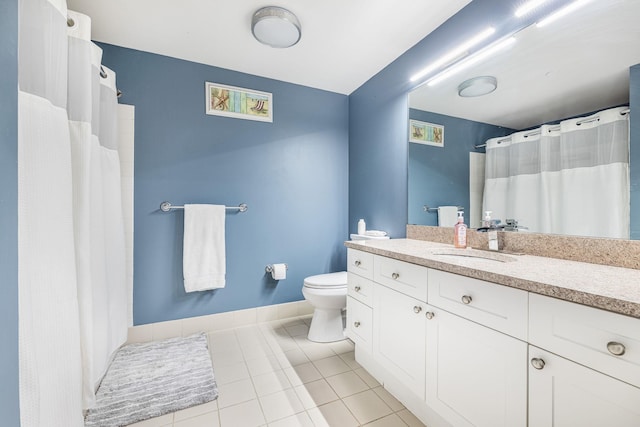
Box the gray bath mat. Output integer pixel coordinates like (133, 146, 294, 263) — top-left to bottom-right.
(85, 333, 218, 427)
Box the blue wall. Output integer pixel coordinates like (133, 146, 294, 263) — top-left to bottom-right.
(348, 0, 574, 238)
(99, 44, 349, 325)
(408, 109, 512, 225)
(0, 0, 19, 423)
(631, 64, 640, 240)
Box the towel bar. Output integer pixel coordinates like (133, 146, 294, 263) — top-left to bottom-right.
(160, 201, 248, 212)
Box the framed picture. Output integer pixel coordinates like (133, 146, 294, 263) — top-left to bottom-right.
(205, 82, 273, 122)
(409, 119, 444, 147)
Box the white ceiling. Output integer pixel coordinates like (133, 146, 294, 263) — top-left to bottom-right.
(409, 0, 640, 130)
(67, 0, 470, 95)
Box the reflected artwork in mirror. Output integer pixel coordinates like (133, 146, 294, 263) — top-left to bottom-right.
(408, 0, 640, 239)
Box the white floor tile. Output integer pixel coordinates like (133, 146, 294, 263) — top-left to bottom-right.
(252, 369, 292, 397)
(342, 389, 393, 425)
(280, 348, 310, 367)
(267, 411, 315, 427)
(313, 355, 351, 377)
(284, 323, 309, 337)
(125, 414, 172, 427)
(325, 371, 369, 398)
(211, 347, 245, 367)
(213, 361, 250, 385)
(173, 401, 218, 421)
(354, 367, 382, 388)
(219, 399, 266, 427)
(258, 388, 305, 423)
(217, 378, 257, 408)
(284, 362, 323, 386)
(246, 354, 281, 376)
(328, 339, 355, 355)
(372, 386, 405, 411)
(299, 342, 336, 361)
(307, 400, 359, 427)
(338, 351, 361, 370)
(173, 410, 220, 427)
(294, 379, 339, 409)
(397, 409, 427, 427)
(363, 413, 409, 426)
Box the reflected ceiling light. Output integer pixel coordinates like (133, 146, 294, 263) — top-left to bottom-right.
(536, 0, 591, 28)
(252, 6, 301, 48)
(515, 0, 550, 17)
(410, 27, 496, 82)
(458, 76, 497, 97)
(427, 37, 516, 87)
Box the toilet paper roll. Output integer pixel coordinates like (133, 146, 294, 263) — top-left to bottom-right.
(271, 263, 287, 280)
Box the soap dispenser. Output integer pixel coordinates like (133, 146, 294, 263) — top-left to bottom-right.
(454, 211, 467, 248)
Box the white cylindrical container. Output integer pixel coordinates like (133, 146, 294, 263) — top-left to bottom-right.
(357, 219, 366, 235)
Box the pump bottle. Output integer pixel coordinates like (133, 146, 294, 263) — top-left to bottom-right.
(454, 211, 467, 248)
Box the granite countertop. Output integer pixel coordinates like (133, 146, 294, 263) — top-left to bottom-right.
(344, 238, 640, 319)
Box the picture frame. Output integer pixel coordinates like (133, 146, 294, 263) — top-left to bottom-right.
(409, 119, 444, 147)
(205, 82, 273, 122)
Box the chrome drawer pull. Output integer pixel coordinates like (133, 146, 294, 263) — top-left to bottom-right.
(353, 321, 361, 328)
(531, 358, 545, 370)
(413, 306, 422, 314)
(461, 295, 473, 305)
(425, 311, 435, 320)
(354, 260, 361, 267)
(391, 272, 400, 280)
(607, 342, 626, 356)
(354, 285, 361, 292)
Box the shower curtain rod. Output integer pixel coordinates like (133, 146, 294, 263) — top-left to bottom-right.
(474, 108, 631, 149)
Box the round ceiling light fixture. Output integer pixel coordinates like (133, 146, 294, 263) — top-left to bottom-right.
(252, 6, 301, 48)
(458, 76, 498, 97)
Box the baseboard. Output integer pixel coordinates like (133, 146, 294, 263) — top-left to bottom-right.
(127, 300, 314, 343)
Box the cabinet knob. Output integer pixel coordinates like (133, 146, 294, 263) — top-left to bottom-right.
(530, 358, 545, 370)
(392, 272, 400, 280)
(354, 321, 361, 328)
(413, 305, 422, 314)
(425, 311, 435, 320)
(354, 285, 361, 292)
(461, 295, 473, 305)
(354, 260, 361, 267)
(607, 341, 626, 356)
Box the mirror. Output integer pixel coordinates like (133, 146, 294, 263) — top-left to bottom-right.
(408, 0, 640, 238)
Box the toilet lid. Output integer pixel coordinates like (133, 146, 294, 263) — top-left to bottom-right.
(303, 271, 348, 289)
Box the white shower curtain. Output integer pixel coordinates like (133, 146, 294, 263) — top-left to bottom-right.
(483, 106, 630, 238)
(19, 0, 129, 424)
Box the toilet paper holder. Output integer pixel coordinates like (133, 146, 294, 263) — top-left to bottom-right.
(265, 264, 288, 273)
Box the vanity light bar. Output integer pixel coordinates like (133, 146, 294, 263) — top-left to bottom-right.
(409, 27, 496, 82)
(536, 0, 592, 28)
(426, 36, 516, 87)
(514, 0, 550, 18)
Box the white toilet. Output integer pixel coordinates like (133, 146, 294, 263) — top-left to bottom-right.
(302, 271, 348, 343)
(303, 232, 390, 343)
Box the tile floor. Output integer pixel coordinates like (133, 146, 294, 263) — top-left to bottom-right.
(128, 315, 427, 427)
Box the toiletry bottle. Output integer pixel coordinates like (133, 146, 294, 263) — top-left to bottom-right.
(454, 211, 467, 248)
(357, 219, 366, 235)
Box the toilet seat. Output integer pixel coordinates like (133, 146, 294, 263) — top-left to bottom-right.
(303, 271, 348, 289)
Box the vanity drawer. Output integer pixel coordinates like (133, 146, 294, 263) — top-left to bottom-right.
(428, 269, 528, 340)
(529, 293, 640, 388)
(347, 249, 374, 280)
(347, 296, 373, 353)
(374, 255, 428, 302)
(347, 272, 374, 306)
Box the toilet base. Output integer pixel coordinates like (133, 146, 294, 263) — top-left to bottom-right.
(307, 308, 346, 343)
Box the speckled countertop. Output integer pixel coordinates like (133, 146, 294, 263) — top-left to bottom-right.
(345, 238, 640, 319)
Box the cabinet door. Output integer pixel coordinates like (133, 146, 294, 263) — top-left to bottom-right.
(373, 284, 426, 399)
(529, 346, 640, 427)
(426, 308, 527, 427)
(346, 296, 373, 353)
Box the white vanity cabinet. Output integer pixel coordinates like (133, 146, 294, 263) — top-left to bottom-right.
(425, 302, 527, 427)
(373, 282, 427, 399)
(528, 294, 640, 426)
(346, 250, 375, 353)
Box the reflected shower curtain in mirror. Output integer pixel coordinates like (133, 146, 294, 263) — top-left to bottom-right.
(18, 1, 128, 425)
(482, 107, 629, 238)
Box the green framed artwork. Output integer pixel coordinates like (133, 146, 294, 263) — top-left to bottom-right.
(205, 82, 273, 122)
(409, 119, 444, 147)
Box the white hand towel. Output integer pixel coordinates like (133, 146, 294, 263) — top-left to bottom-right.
(438, 206, 459, 227)
(183, 204, 226, 292)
